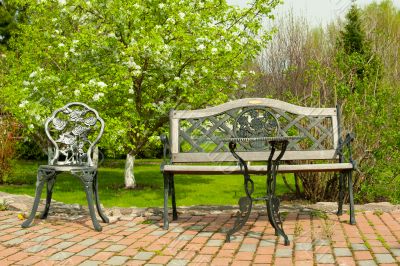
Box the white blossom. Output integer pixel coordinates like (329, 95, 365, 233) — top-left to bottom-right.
(211, 48, 218, 54)
(197, 44, 206, 51)
(74, 89, 81, 96)
(35, 115, 41, 121)
(72, 40, 79, 44)
(166, 18, 175, 24)
(124, 57, 141, 70)
(29, 71, 37, 78)
(128, 89, 134, 94)
(19, 100, 29, 108)
(28, 124, 34, 129)
(58, 43, 65, 47)
(128, 99, 133, 103)
(132, 70, 141, 76)
(178, 12, 185, 19)
(249, 70, 256, 75)
(23, 81, 30, 86)
(33, 87, 38, 92)
(92, 92, 104, 101)
(225, 44, 232, 52)
(158, 3, 165, 9)
(58, 0, 66, 5)
(97, 81, 107, 88)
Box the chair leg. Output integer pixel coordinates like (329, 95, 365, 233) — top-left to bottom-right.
(163, 172, 170, 230)
(169, 174, 178, 221)
(337, 172, 344, 216)
(22, 169, 55, 228)
(74, 170, 102, 231)
(347, 170, 356, 225)
(93, 172, 109, 223)
(40, 175, 57, 219)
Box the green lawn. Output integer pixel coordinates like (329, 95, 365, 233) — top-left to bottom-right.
(0, 159, 296, 208)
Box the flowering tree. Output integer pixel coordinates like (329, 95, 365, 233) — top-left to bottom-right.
(4, 0, 280, 187)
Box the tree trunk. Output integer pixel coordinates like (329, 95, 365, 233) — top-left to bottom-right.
(124, 154, 136, 189)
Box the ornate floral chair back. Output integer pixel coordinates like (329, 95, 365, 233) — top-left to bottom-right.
(45, 102, 104, 167)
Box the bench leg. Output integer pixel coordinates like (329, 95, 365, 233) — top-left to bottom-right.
(337, 172, 344, 216)
(348, 170, 356, 225)
(93, 172, 109, 223)
(169, 174, 178, 221)
(40, 174, 57, 219)
(22, 169, 56, 228)
(163, 172, 170, 230)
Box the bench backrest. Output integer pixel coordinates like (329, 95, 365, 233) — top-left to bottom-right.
(169, 98, 340, 163)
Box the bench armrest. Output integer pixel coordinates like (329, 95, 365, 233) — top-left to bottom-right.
(338, 132, 356, 168)
(160, 134, 171, 170)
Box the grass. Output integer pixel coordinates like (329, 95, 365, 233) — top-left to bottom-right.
(0, 159, 296, 208)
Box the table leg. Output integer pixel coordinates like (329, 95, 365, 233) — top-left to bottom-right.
(226, 141, 254, 242)
(266, 141, 290, 246)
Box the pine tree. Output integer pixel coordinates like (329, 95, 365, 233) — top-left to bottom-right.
(340, 2, 366, 54)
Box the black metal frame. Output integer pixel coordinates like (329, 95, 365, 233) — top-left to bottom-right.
(225, 138, 291, 245)
(336, 105, 356, 225)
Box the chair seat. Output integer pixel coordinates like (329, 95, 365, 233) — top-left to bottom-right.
(39, 165, 96, 172)
(163, 163, 354, 174)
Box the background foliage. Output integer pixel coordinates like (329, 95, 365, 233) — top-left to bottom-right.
(251, 0, 400, 203)
(2, 0, 279, 159)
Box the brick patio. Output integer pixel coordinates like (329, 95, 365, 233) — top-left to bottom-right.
(0, 209, 400, 265)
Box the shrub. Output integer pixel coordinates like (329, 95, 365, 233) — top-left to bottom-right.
(0, 115, 18, 183)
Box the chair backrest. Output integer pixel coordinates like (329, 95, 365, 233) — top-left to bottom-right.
(45, 102, 104, 166)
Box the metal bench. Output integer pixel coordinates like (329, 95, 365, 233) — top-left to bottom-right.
(21, 102, 109, 231)
(160, 98, 356, 245)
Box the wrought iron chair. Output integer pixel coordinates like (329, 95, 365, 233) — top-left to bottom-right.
(21, 102, 109, 231)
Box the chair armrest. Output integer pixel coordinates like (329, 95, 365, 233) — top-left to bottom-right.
(160, 134, 171, 171)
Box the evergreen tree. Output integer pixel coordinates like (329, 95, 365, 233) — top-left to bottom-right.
(340, 2, 366, 54)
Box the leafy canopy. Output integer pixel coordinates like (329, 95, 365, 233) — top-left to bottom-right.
(4, 0, 280, 156)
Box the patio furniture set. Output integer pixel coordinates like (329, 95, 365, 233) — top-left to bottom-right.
(21, 99, 356, 246)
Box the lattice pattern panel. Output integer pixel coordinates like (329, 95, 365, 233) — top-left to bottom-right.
(178, 106, 334, 152)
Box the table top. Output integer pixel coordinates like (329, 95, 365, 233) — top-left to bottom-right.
(224, 136, 303, 143)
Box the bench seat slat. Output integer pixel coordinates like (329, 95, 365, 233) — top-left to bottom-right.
(163, 163, 353, 174)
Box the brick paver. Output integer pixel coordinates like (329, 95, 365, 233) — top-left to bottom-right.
(0, 208, 399, 265)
